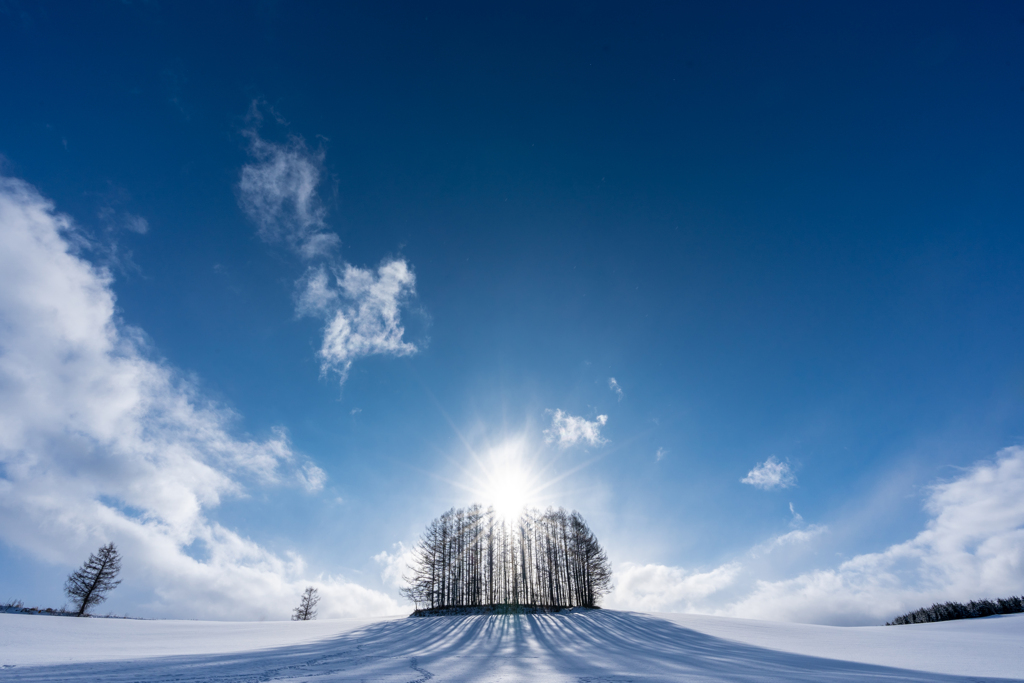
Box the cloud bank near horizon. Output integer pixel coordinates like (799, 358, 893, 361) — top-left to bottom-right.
(608, 447, 1024, 625)
(0, 176, 396, 620)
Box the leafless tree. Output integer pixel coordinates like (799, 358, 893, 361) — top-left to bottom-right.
(402, 506, 612, 611)
(292, 586, 320, 620)
(64, 543, 122, 617)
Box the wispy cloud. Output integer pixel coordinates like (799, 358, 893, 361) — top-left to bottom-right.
(237, 103, 338, 259)
(543, 409, 608, 448)
(749, 524, 827, 557)
(608, 377, 623, 400)
(297, 461, 328, 493)
(297, 261, 418, 384)
(610, 447, 1024, 625)
(741, 456, 796, 490)
(237, 102, 421, 386)
(98, 205, 149, 235)
(82, 185, 152, 275)
(0, 176, 394, 619)
(656, 447, 668, 462)
(789, 502, 803, 524)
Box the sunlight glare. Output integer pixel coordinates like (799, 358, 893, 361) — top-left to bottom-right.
(480, 440, 534, 519)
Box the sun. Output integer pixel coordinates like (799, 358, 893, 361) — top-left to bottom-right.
(453, 429, 583, 522)
(484, 458, 530, 519)
(476, 439, 538, 519)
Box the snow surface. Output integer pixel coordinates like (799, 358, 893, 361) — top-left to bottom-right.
(1, 610, 1022, 681)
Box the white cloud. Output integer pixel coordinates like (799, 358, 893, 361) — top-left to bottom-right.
(296, 461, 327, 493)
(607, 562, 742, 613)
(741, 456, 796, 490)
(543, 409, 608, 448)
(297, 261, 418, 385)
(656, 447, 668, 462)
(238, 103, 421, 387)
(0, 176, 396, 620)
(373, 542, 414, 590)
(295, 264, 339, 315)
(726, 447, 1024, 624)
(610, 448, 1024, 625)
(237, 106, 339, 259)
(608, 377, 623, 400)
(605, 522, 824, 615)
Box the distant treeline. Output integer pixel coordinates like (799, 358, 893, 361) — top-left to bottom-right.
(401, 505, 612, 612)
(887, 596, 1023, 625)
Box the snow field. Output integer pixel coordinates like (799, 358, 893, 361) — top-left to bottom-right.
(655, 611, 1024, 679)
(1, 610, 1021, 682)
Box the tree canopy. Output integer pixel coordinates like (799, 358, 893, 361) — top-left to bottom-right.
(401, 505, 611, 612)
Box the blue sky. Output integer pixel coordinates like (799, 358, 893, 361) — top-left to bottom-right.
(1, 1, 1023, 624)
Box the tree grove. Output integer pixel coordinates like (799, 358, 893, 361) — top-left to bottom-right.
(401, 505, 612, 611)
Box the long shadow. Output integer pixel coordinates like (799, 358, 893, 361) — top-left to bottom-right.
(3, 610, 1020, 682)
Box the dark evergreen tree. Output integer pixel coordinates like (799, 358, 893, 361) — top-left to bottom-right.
(887, 595, 1024, 625)
(292, 586, 320, 620)
(64, 542, 122, 617)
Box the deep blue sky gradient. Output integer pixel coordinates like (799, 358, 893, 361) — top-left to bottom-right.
(2, 1, 1023, 611)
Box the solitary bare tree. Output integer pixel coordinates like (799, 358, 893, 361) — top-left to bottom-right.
(64, 543, 122, 617)
(292, 586, 320, 621)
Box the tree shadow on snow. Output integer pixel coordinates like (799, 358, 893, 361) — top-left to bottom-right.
(3, 610, 1019, 682)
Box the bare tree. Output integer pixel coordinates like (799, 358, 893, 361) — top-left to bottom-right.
(64, 543, 122, 617)
(292, 586, 320, 621)
(403, 505, 612, 611)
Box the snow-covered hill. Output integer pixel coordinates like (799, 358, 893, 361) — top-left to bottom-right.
(1, 610, 1021, 681)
